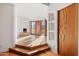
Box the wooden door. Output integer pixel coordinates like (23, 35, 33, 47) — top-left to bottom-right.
(35, 21, 41, 35)
(58, 4, 78, 56)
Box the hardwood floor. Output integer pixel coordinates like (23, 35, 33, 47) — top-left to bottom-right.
(0, 52, 19, 56)
(0, 50, 58, 56)
(38, 51, 58, 56)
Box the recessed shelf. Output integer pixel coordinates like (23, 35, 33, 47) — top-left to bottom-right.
(48, 21, 54, 23)
(49, 31, 54, 32)
(48, 13, 56, 41)
(49, 32, 54, 40)
(49, 23, 54, 31)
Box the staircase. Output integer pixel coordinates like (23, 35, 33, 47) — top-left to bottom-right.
(9, 44, 51, 56)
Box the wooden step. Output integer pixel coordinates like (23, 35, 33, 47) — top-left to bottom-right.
(28, 46, 50, 56)
(15, 43, 48, 50)
(9, 44, 50, 56)
(15, 44, 30, 50)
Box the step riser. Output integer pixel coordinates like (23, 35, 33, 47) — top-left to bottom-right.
(16, 45, 30, 50)
(16, 44, 48, 50)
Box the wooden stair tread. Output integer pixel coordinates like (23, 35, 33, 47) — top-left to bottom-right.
(15, 44, 49, 51)
(27, 46, 50, 55)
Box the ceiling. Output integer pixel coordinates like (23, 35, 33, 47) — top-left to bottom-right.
(48, 3, 72, 10)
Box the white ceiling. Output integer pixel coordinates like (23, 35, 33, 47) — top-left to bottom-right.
(15, 3, 48, 20)
(49, 3, 72, 11)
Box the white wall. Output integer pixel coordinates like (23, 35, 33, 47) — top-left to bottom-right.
(15, 3, 48, 36)
(0, 4, 15, 52)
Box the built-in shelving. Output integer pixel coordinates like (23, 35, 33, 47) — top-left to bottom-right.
(48, 13, 55, 40)
(47, 10, 58, 53)
(48, 21, 54, 23)
(47, 11, 58, 53)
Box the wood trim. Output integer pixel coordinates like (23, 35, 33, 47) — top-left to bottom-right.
(57, 11, 60, 54)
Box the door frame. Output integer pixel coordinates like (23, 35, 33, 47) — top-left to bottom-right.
(57, 10, 60, 54)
